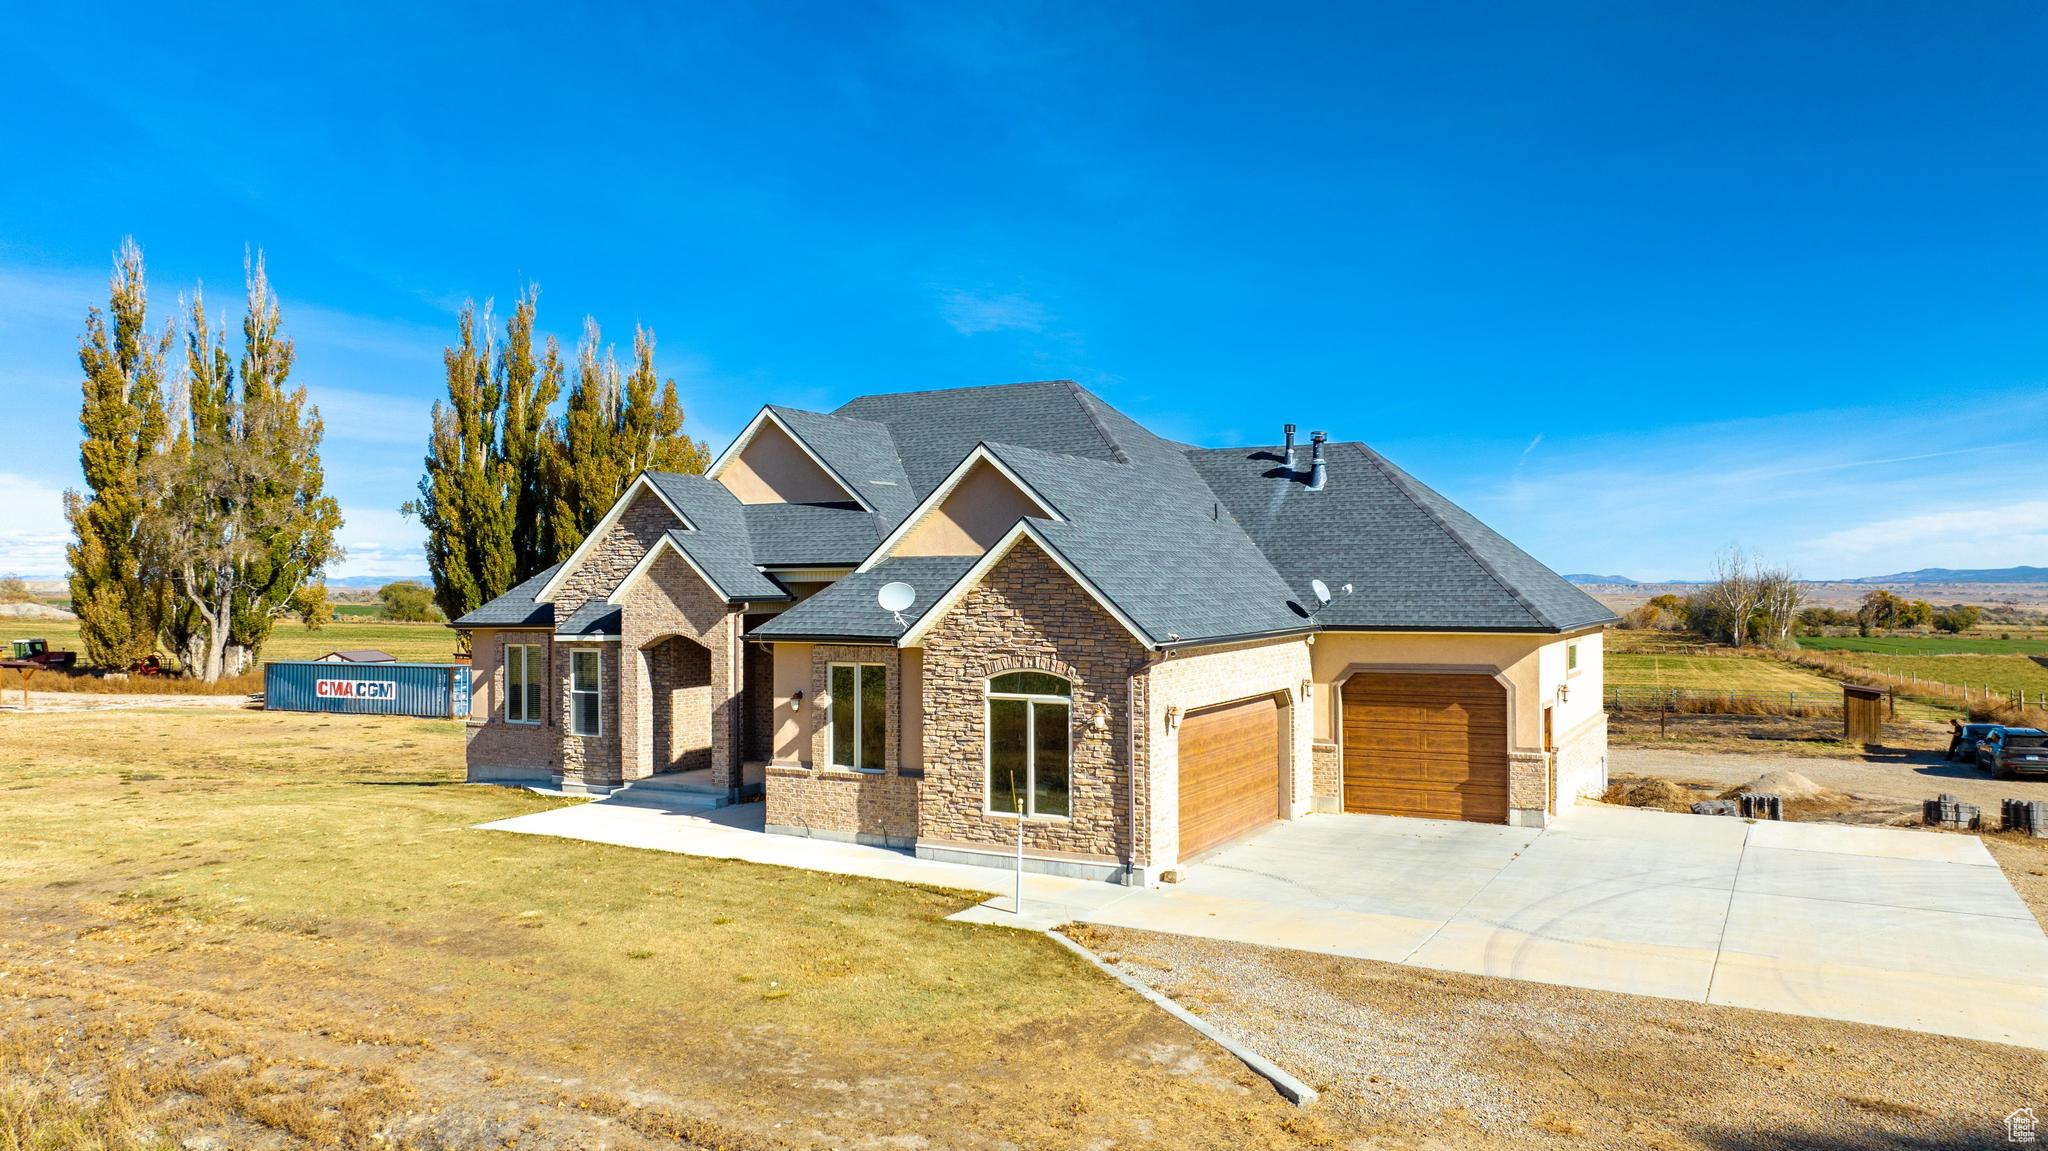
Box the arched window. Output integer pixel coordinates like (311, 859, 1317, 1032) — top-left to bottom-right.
(986, 671, 1071, 818)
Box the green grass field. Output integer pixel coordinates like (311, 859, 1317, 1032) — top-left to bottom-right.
(1799, 631, 2048, 656)
(1604, 631, 1843, 694)
(1803, 650, 2048, 700)
(8, 617, 460, 665)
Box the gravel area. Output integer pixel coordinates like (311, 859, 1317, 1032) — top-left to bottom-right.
(1071, 924, 2048, 1149)
(0, 691, 255, 713)
(1612, 745, 2048, 812)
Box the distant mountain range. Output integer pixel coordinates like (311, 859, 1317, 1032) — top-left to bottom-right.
(325, 574, 433, 589)
(1839, 566, 2048, 585)
(1564, 566, 2048, 587)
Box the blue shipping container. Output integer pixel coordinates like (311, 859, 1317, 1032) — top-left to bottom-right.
(264, 661, 471, 718)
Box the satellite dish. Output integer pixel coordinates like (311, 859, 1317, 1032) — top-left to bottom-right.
(1311, 579, 1332, 605)
(878, 580, 916, 625)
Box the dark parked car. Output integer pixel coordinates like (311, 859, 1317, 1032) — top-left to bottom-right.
(1947, 722, 2004, 761)
(1977, 727, 2048, 779)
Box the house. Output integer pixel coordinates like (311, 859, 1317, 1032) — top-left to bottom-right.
(454, 381, 1617, 883)
(316, 649, 398, 664)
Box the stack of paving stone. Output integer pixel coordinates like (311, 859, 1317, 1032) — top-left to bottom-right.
(2002, 798, 2048, 838)
(1923, 793, 1982, 831)
(1736, 792, 1783, 820)
(1690, 799, 1739, 817)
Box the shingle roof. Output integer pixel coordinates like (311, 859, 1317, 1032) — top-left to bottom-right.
(461, 380, 1612, 646)
(765, 406, 918, 522)
(451, 563, 559, 629)
(1187, 442, 1618, 633)
(750, 556, 977, 642)
(740, 503, 882, 567)
(555, 599, 620, 637)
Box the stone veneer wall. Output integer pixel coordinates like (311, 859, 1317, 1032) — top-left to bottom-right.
(553, 488, 684, 621)
(1140, 637, 1312, 869)
(1310, 742, 1340, 811)
(916, 540, 1143, 862)
(556, 640, 621, 785)
(763, 644, 920, 846)
(615, 549, 741, 787)
(463, 627, 559, 781)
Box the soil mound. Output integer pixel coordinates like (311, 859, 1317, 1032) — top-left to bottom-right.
(1721, 770, 1825, 800)
(1604, 777, 1700, 813)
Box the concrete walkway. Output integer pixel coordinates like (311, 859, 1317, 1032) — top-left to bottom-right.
(476, 794, 2048, 1049)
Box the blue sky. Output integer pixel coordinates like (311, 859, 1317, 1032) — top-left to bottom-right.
(3, 3, 2045, 583)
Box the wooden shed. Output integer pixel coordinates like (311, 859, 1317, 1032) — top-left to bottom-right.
(1842, 682, 1888, 746)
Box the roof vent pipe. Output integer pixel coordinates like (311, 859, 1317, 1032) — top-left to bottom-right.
(1308, 431, 1328, 491)
(1283, 423, 1297, 468)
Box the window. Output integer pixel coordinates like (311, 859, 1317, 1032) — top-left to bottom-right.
(506, 644, 542, 725)
(570, 649, 602, 736)
(829, 663, 886, 770)
(985, 671, 1070, 818)
(1566, 642, 1581, 675)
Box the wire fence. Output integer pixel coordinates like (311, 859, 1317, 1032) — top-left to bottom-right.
(1607, 686, 1844, 716)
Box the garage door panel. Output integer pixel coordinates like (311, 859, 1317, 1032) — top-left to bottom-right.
(1178, 696, 1282, 860)
(1342, 674, 1508, 825)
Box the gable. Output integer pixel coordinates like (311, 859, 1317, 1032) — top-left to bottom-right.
(892, 458, 1047, 558)
(547, 486, 686, 616)
(719, 418, 859, 506)
(914, 535, 1148, 660)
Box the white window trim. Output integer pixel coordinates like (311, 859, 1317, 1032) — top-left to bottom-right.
(983, 674, 1074, 821)
(1566, 641, 1582, 678)
(827, 661, 886, 773)
(506, 643, 542, 725)
(570, 649, 603, 737)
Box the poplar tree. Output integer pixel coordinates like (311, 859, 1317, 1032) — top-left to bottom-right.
(409, 302, 511, 622)
(64, 239, 172, 668)
(500, 288, 563, 578)
(414, 294, 710, 618)
(540, 320, 710, 561)
(144, 257, 342, 683)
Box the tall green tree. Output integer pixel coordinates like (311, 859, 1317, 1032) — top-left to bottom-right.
(409, 301, 511, 623)
(414, 295, 710, 620)
(541, 319, 710, 560)
(64, 238, 172, 668)
(500, 287, 563, 577)
(144, 258, 343, 683)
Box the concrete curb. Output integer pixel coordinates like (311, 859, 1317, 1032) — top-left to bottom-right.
(1046, 929, 1319, 1107)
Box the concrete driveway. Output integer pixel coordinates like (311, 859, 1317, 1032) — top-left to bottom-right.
(1075, 805, 2048, 1049)
(479, 792, 2048, 1048)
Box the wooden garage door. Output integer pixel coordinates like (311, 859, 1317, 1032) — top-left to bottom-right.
(1341, 674, 1508, 823)
(1178, 696, 1282, 859)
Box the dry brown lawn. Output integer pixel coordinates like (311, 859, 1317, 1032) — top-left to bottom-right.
(5, 706, 2043, 1150)
(0, 708, 1323, 1150)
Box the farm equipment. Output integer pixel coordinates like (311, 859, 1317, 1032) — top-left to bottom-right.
(9, 638, 76, 671)
(2, 638, 78, 710)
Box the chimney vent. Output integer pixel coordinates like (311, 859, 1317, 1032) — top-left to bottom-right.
(1308, 431, 1328, 491)
(1283, 423, 1297, 467)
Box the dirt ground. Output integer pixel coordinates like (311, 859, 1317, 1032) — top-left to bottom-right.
(1611, 745, 2048, 816)
(1071, 923, 2047, 1150)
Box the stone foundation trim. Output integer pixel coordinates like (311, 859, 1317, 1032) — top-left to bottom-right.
(766, 823, 914, 850)
(913, 839, 1130, 883)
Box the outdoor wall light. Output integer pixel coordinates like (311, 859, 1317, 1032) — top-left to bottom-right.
(1557, 683, 1569, 704)
(1091, 703, 1110, 731)
(790, 690, 804, 712)
(1164, 705, 1180, 731)
(1300, 679, 1313, 701)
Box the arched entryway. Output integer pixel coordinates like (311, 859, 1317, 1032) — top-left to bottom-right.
(637, 633, 714, 776)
